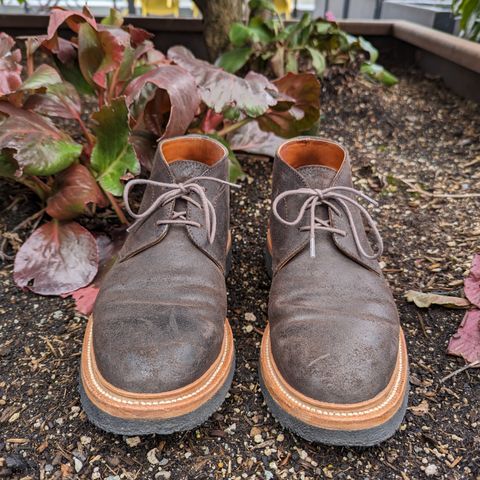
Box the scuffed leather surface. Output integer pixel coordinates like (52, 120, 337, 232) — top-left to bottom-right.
(92, 138, 230, 394)
(269, 142, 379, 274)
(93, 228, 227, 393)
(118, 150, 176, 262)
(269, 141, 401, 404)
(186, 157, 230, 269)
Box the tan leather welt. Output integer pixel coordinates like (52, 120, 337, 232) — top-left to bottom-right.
(81, 317, 234, 420)
(260, 324, 408, 431)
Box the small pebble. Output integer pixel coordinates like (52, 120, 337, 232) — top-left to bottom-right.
(125, 436, 141, 447)
(425, 464, 439, 476)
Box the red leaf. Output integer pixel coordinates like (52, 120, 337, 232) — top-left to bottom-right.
(63, 232, 125, 315)
(20, 35, 76, 65)
(127, 25, 154, 46)
(465, 254, 480, 308)
(0, 32, 22, 96)
(129, 131, 156, 170)
(68, 284, 100, 315)
(24, 82, 82, 119)
(257, 72, 321, 137)
(126, 65, 200, 139)
(229, 121, 283, 157)
(41, 36, 77, 64)
(168, 45, 277, 117)
(46, 164, 107, 220)
(201, 109, 224, 133)
(92, 26, 131, 89)
(447, 309, 480, 364)
(14, 221, 98, 296)
(47, 7, 97, 38)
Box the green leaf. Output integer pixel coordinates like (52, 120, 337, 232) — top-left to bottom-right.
(248, 0, 277, 14)
(101, 8, 124, 26)
(207, 133, 245, 183)
(217, 47, 253, 73)
(285, 50, 298, 73)
(227, 150, 246, 183)
(91, 98, 139, 196)
(247, 17, 275, 43)
(78, 22, 103, 87)
(0, 103, 82, 176)
(305, 46, 326, 75)
(358, 36, 379, 63)
(284, 13, 312, 47)
(229, 23, 252, 47)
(361, 62, 398, 86)
(314, 20, 333, 35)
(55, 58, 95, 96)
(21, 64, 62, 90)
(25, 140, 82, 176)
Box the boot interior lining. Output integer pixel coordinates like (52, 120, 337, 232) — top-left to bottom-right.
(279, 139, 345, 170)
(161, 137, 225, 166)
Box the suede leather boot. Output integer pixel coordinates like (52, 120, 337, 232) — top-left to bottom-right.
(260, 137, 409, 446)
(80, 135, 236, 435)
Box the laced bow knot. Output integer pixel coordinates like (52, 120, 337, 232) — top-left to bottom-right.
(272, 185, 383, 259)
(123, 176, 240, 244)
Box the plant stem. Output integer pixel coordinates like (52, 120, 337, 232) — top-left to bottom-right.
(27, 53, 34, 77)
(77, 115, 95, 149)
(30, 176, 51, 195)
(107, 68, 120, 104)
(216, 118, 253, 137)
(12, 208, 45, 233)
(65, 102, 95, 149)
(104, 189, 129, 225)
(15, 176, 50, 200)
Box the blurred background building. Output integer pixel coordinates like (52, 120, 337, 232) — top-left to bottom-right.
(0, 0, 460, 35)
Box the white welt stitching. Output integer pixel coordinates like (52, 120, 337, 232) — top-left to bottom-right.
(265, 333, 404, 417)
(85, 322, 230, 406)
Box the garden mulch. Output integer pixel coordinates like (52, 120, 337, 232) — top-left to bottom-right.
(0, 66, 479, 480)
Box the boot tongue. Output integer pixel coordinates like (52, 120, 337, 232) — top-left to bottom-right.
(297, 165, 337, 190)
(168, 159, 209, 183)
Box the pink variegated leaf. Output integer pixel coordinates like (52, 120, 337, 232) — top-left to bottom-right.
(465, 254, 480, 308)
(447, 309, 480, 365)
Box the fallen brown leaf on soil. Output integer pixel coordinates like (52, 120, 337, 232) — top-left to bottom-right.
(409, 399, 429, 416)
(405, 290, 470, 309)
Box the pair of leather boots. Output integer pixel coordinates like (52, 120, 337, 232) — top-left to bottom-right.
(79, 135, 409, 446)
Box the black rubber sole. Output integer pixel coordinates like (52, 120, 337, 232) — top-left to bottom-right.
(79, 359, 235, 436)
(259, 366, 409, 447)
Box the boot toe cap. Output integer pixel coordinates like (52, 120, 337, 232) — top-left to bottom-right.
(91, 306, 224, 394)
(270, 319, 399, 404)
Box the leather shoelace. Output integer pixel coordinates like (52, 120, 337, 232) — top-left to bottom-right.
(272, 186, 383, 259)
(124, 176, 239, 243)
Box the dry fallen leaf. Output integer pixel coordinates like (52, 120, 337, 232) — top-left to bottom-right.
(405, 290, 470, 309)
(409, 399, 429, 416)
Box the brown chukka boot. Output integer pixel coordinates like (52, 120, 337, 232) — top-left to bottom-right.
(260, 137, 409, 446)
(80, 135, 236, 435)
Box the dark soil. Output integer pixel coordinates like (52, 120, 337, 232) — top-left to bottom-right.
(1, 67, 480, 480)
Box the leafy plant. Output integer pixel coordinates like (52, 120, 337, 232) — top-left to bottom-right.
(453, 0, 480, 41)
(0, 6, 320, 306)
(218, 0, 398, 86)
